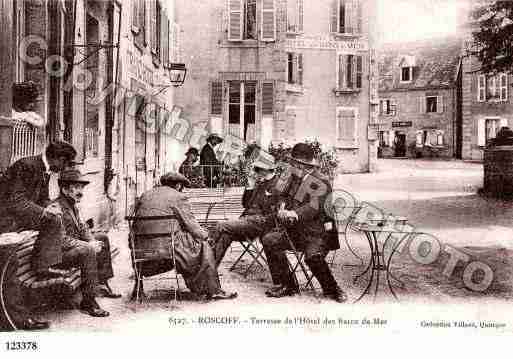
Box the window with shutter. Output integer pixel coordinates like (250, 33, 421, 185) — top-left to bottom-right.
(330, 0, 360, 35)
(336, 54, 362, 90)
(426, 96, 437, 113)
(287, 52, 303, 85)
(336, 107, 358, 147)
(262, 82, 274, 116)
(261, 0, 276, 41)
(211, 82, 223, 115)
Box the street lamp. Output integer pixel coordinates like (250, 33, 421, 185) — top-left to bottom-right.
(167, 63, 187, 87)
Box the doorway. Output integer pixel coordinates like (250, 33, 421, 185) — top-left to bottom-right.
(228, 81, 256, 142)
(394, 133, 406, 157)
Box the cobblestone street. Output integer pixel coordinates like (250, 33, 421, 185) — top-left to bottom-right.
(36, 159, 513, 332)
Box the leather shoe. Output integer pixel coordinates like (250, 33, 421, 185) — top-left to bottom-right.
(208, 290, 237, 301)
(22, 318, 50, 331)
(325, 288, 348, 303)
(265, 285, 299, 298)
(79, 300, 110, 317)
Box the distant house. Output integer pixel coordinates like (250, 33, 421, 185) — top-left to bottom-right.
(377, 37, 462, 159)
(460, 37, 513, 161)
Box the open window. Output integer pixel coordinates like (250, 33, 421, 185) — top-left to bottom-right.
(228, 0, 275, 41)
(330, 0, 362, 35)
(287, 52, 303, 86)
(336, 54, 363, 91)
(287, 0, 304, 33)
(478, 73, 508, 102)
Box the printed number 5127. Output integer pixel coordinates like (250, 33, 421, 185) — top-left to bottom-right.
(5, 342, 38, 351)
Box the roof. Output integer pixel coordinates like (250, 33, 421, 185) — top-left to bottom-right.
(378, 37, 463, 92)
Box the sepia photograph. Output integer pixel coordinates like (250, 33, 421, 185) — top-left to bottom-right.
(0, 0, 511, 356)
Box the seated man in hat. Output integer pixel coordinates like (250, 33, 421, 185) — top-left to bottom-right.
(261, 143, 347, 303)
(179, 147, 205, 188)
(209, 153, 279, 271)
(51, 168, 118, 317)
(130, 172, 237, 301)
(200, 133, 224, 188)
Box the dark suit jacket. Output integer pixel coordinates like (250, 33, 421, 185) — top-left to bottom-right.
(52, 195, 94, 250)
(273, 169, 339, 251)
(199, 144, 221, 187)
(0, 155, 49, 228)
(241, 176, 278, 217)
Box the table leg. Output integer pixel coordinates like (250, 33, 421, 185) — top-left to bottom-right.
(386, 234, 409, 300)
(354, 232, 376, 303)
(353, 232, 374, 284)
(373, 234, 381, 301)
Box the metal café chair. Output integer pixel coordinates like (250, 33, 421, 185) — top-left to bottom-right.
(125, 214, 182, 309)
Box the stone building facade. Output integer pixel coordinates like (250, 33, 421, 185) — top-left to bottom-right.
(0, 0, 179, 229)
(377, 37, 461, 159)
(174, 0, 379, 173)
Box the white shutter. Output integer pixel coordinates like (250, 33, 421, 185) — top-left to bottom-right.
(419, 97, 425, 113)
(416, 131, 423, 147)
(330, 0, 339, 33)
(477, 119, 486, 146)
(335, 53, 346, 90)
(344, 0, 352, 34)
(478, 75, 486, 102)
(228, 0, 243, 41)
(437, 96, 444, 113)
(500, 118, 508, 129)
(380, 100, 386, 115)
(436, 130, 444, 145)
(500, 74, 508, 101)
(298, 0, 304, 32)
(261, 0, 276, 41)
(150, 0, 157, 53)
(391, 99, 397, 116)
(424, 131, 431, 145)
(389, 131, 396, 147)
(336, 107, 358, 147)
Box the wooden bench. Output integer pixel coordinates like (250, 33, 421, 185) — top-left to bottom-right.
(16, 233, 120, 294)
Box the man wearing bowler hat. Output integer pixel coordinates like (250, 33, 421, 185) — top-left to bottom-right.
(200, 133, 224, 188)
(209, 152, 280, 271)
(51, 168, 113, 317)
(261, 143, 347, 303)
